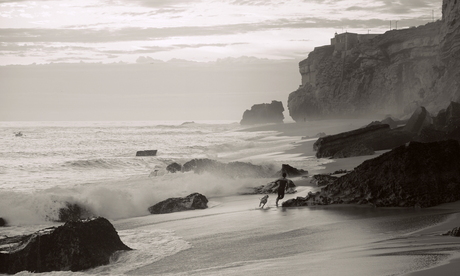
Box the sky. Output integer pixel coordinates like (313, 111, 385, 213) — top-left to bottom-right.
(0, 0, 443, 121)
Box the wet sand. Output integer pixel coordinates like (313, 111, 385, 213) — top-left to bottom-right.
(122, 120, 460, 275)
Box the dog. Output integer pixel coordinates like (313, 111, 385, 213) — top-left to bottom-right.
(259, 195, 269, 208)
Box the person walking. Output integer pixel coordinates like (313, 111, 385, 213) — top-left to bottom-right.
(275, 173, 289, 206)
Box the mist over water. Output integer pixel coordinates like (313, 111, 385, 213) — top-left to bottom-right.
(0, 121, 306, 225)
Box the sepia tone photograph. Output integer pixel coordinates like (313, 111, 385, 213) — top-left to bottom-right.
(1, 0, 460, 275)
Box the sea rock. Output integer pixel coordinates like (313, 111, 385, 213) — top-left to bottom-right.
(287, 0, 460, 121)
(0, 217, 131, 274)
(166, 162, 182, 173)
(273, 164, 308, 178)
(0, 217, 6, 227)
(416, 101, 460, 142)
(58, 202, 93, 222)
(310, 174, 338, 187)
(182, 158, 275, 178)
(313, 124, 413, 158)
(443, 227, 460, 237)
(135, 150, 157, 156)
(240, 100, 284, 125)
(148, 193, 208, 214)
(285, 140, 460, 208)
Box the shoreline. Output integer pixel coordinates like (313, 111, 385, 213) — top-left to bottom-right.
(241, 120, 460, 276)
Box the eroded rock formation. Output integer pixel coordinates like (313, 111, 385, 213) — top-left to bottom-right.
(288, 0, 460, 121)
(240, 100, 284, 125)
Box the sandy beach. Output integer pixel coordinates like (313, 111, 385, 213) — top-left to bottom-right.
(108, 120, 460, 276)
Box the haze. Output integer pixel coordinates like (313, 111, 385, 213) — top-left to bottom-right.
(0, 0, 442, 121)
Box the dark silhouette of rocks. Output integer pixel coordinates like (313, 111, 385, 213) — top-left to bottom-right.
(0, 217, 131, 274)
(313, 124, 413, 158)
(283, 140, 460, 208)
(148, 193, 208, 214)
(166, 162, 182, 173)
(240, 100, 284, 125)
(58, 202, 93, 222)
(135, 150, 157, 156)
(273, 164, 308, 178)
(443, 227, 460, 237)
(0, 217, 6, 227)
(181, 158, 275, 178)
(403, 106, 433, 134)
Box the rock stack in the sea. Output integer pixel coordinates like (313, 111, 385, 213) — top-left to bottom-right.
(240, 100, 285, 125)
(274, 164, 308, 178)
(57, 202, 93, 222)
(148, 193, 208, 214)
(283, 140, 460, 208)
(0, 217, 131, 274)
(136, 150, 157, 156)
(287, 0, 460, 121)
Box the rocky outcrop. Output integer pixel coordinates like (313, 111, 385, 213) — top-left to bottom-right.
(180, 158, 276, 178)
(240, 100, 284, 125)
(148, 193, 208, 214)
(416, 101, 460, 142)
(0, 217, 131, 274)
(283, 140, 460, 208)
(288, 0, 460, 121)
(310, 174, 338, 187)
(313, 124, 413, 158)
(136, 150, 157, 156)
(0, 217, 6, 227)
(58, 202, 93, 222)
(443, 227, 460, 237)
(166, 162, 182, 173)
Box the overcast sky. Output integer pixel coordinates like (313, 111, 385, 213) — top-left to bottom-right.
(0, 0, 443, 121)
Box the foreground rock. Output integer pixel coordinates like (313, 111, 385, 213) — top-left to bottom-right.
(443, 227, 460, 237)
(240, 100, 284, 125)
(313, 124, 413, 158)
(0, 217, 131, 274)
(148, 193, 208, 214)
(288, 0, 460, 121)
(284, 140, 460, 208)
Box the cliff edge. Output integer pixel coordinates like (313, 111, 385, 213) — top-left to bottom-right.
(288, 0, 460, 122)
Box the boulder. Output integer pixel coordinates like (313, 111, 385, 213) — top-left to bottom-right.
(58, 202, 93, 222)
(135, 150, 157, 156)
(0, 217, 6, 227)
(240, 100, 284, 125)
(0, 217, 131, 274)
(289, 140, 460, 208)
(148, 193, 208, 214)
(443, 227, 460, 237)
(166, 162, 182, 173)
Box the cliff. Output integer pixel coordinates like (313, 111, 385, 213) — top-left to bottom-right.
(288, 0, 460, 122)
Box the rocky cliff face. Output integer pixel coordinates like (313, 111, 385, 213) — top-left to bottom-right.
(288, 0, 460, 122)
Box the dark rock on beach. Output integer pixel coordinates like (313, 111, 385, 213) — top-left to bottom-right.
(0, 217, 6, 227)
(0, 217, 131, 274)
(148, 193, 208, 214)
(313, 124, 413, 158)
(240, 100, 284, 125)
(274, 164, 308, 178)
(443, 227, 460, 237)
(310, 174, 338, 187)
(284, 140, 460, 208)
(58, 202, 93, 222)
(166, 162, 182, 173)
(136, 150, 157, 156)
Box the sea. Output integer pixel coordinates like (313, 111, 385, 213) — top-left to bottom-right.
(0, 121, 454, 276)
